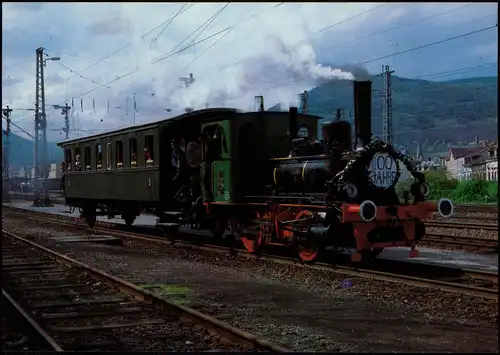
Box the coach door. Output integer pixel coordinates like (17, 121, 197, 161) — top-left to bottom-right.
(201, 120, 232, 203)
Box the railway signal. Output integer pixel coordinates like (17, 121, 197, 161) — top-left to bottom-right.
(53, 103, 72, 139)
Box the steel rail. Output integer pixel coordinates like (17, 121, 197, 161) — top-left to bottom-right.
(423, 232, 498, 252)
(2, 289, 64, 351)
(1, 229, 289, 353)
(426, 220, 498, 231)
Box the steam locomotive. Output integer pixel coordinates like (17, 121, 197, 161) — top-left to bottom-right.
(58, 80, 454, 263)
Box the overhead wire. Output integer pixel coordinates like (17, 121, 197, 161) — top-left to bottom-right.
(159, 2, 230, 60)
(317, 3, 479, 54)
(413, 62, 498, 80)
(151, 26, 233, 64)
(150, 3, 191, 47)
(311, 3, 387, 35)
(178, 28, 234, 73)
(2, 118, 35, 140)
(61, 4, 196, 100)
(141, 3, 197, 39)
(152, 2, 284, 66)
(55, 61, 109, 87)
(53, 68, 139, 107)
(358, 24, 498, 65)
(66, 45, 131, 80)
(58, 3, 285, 105)
(188, 3, 230, 44)
(64, 3, 194, 82)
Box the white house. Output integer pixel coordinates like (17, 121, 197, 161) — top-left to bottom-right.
(485, 144, 498, 181)
(444, 146, 489, 181)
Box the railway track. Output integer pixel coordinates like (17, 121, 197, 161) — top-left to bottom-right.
(423, 232, 498, 253)
(453, 204, 498, 213)
(3, 202, 498, 255)
(3, 205, 497, 302)
(1, 229, 287, 352)
(426, 220, 498, 231)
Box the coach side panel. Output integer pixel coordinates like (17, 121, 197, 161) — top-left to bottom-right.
(64, 168, 161, 202)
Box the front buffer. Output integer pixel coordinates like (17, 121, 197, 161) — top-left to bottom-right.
(342, 198, 454, 262)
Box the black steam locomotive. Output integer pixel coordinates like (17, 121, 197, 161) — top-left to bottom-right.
(58, 80, 454, 263)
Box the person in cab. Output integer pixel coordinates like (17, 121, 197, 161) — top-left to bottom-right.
(75, 154, 82, 172)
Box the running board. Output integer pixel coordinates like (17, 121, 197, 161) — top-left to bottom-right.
(156, 222, 181, 228)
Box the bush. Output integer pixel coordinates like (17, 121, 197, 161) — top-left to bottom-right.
(486, 182, 498, 202)
(424, 169, 458, 201)
(396, 167, 497, 204)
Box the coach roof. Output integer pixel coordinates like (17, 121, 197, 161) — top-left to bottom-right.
(56, 107, 239, 147)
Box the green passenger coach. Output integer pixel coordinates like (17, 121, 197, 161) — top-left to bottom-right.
(57, 107, 321, 228)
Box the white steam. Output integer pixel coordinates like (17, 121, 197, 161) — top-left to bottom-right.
(269, 37, 354, 81)
(166, 34, 354, 111)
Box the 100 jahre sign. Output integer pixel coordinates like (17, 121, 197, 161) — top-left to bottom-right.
(368, 153, 398, 188)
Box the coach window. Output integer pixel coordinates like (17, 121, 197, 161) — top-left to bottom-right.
(96, 144, 102, 170)
(75, 147, 82, 172)
(84, 146, 91, 171)
(145, 135, 154, 167)
(106, 142, 112, 170)
(65, 149, 73, 172)
(130, 138, 138, 168)
(116, 140, 123, 169)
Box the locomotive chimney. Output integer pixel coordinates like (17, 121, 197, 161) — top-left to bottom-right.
(353, 81, 372, 149)
(289, 106, 298, 141)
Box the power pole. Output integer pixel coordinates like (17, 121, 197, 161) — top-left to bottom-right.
(299, 90, 309, 115)
(133, 93, 138, 125)
(381, 64, 395, 145)
(254, 96, 264, 112)
(53, 103, 71, 139)
(34, 47, 59, 207)
(2, 106, 12, 201)
(335, 108, 342, 121)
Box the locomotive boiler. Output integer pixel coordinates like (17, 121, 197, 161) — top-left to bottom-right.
(272, 116, 354, 195)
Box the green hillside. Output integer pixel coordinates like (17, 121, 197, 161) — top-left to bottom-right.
(2, 132, 63, 171)
(271, 75, 498, 152)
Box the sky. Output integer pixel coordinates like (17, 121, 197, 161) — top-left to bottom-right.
(2, 2, 498, 142)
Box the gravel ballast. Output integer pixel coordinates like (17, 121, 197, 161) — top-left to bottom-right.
(2, 214, 498, 352)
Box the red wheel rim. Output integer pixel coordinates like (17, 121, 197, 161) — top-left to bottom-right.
(298, 248, 320, 262)
(241, 212, 264, 253)
(295, 210, 320, 262)
(275, 211, 295, 240)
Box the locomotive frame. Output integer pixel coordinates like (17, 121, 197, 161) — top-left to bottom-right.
(58, 80, 454, 263)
